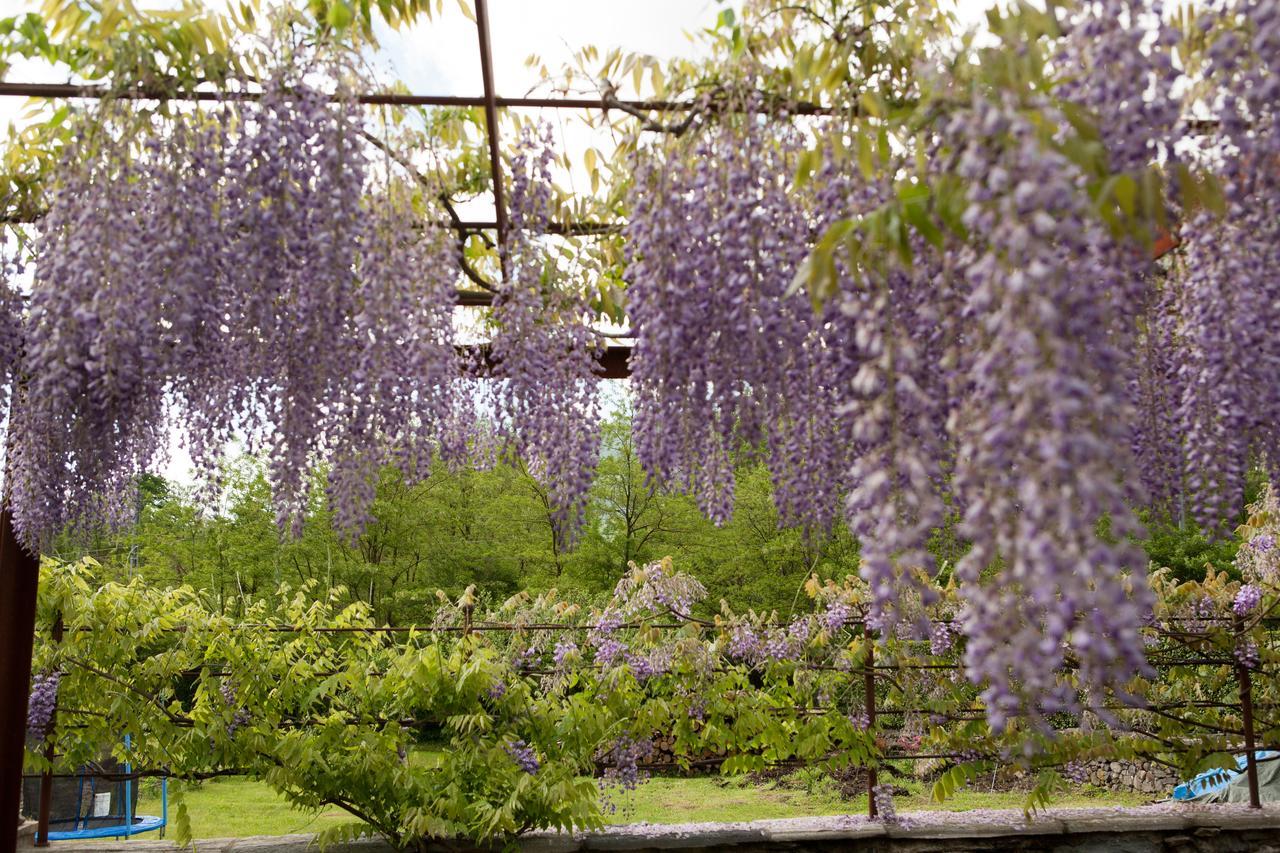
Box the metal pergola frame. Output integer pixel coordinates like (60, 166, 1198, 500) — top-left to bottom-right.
(0, 2, 1194, 848)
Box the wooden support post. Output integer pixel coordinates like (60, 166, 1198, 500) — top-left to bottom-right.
(865, 633, 877, 820)
(0, 506, 41, 853)
(35, 613, 62, 847)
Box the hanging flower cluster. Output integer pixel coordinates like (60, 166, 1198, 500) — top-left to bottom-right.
(487, 127, 603, 547)
(25, 669, 60, 743)
(1155, 0, 1280, 531)
(945, 91, 1154, 727)
(840, 249, 951, 633)
(0, 243, 25, 418)
(7, 56, 466, 547)
(625, 100, 858, 530)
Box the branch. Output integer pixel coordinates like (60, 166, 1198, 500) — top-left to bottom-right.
(323, 796, 401, 845)
(358, 128, 498, 292)
(64, 656, 194, 728)
(436, 192, 499, 292)
(602, 85, 700, 136)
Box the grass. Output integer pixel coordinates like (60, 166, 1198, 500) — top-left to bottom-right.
(137, 773, 1154, 839)
(137, 778, 352, 839)
(607, 772, 1150, 825)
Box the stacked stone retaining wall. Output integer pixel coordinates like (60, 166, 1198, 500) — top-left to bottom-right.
(1078, 759, 1181, 795)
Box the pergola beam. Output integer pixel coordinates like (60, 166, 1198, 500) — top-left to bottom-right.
(0, 80, 674, 109)
(474, 0, 506, 278)
(0, 81, 837, 116)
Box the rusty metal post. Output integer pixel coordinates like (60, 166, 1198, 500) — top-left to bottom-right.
(1233, 614, 1262, 810)
(865, 632, 877, 819)
(35, 612, 62, 847)
(472, 0, 508, 280)
(0, 506, 41, 853)
(1238, 659, 1262, 809)
(462, 603, 474, 638)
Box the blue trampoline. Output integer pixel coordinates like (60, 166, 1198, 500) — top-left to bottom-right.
(27, 736, 168, 842)
(42, 778, 167, 841)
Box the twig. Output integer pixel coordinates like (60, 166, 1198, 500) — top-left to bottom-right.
(63, 656, 194, 728)
(602, 85, 700, 136)
(357, 127, 498, 292)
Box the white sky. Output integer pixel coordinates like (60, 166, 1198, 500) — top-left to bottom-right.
(376, 1, 727, 95)
(374, 0, 993, 95)
(0, 1, 994, 137)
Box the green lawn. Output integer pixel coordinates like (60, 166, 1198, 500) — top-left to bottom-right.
(136, 774, 1153, 839)
(616, 774, 1150, 825)
(137, 778, 352, 839)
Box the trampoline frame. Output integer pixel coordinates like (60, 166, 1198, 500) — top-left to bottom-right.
(39, 736, 168, 843)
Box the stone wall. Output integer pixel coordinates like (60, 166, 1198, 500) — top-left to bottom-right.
(41, 805, 1280, 853)
(1079, 759, 1182, 795)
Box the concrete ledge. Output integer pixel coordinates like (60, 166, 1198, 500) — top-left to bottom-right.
(51, 804, 1280, 853)
(15, 820, 37, 851)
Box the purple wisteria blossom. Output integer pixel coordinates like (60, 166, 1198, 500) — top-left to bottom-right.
(26, 670, 60, 742)
(1234, 584, 1263, 616)
(487, 126, 602, 548)
(504, 739, 539, 774)
(10, 55, 466, 548)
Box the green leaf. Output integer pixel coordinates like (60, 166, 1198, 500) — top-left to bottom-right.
(857, 132, 875, 179)
(1111, 174, 1137, 218)
(859, 92, 883, 119)
(327, 1, 354, 28)
(903, 196, 942, 249)
(795, 147, 822, 188)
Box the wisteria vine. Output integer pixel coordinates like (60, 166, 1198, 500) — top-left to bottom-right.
(487, 127, 603, 546)
(625, 101, 858, 530)
(621, 0, 1279, 725)
(6, 52, 470, 547)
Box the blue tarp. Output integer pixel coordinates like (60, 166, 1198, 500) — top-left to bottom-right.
(1172, 751, 1280, 800)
